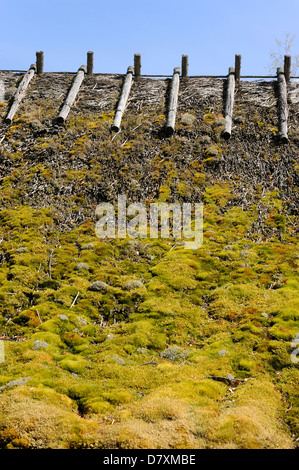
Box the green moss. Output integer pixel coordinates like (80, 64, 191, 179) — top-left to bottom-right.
(101, 390, 133, 405)
(8, 265, 41, 287)
(150, 258, 199, 291)
(31, 331, 65, 348)
(58, 355, 89, 373)
(203, 183, 232, 206)
(237, 358, 255, 372)
(83, 398, 114, 416)
(12, 309, 41, 327)
(158, 185, 171, 202)
(268, 324, 298, 341)
(62, 331, 89, 351)
(0, 81, 298, 449)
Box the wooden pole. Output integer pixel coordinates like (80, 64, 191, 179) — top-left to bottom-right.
(277, 67, 289, 143)
(36, 51, 44, 74)
(284, 55, 291, 83)
(166, 67, 180, 136)
(57, 65, 87, 123)
(223, 66, 235, 140)
(134, 54, 141, 77)
(181, 55, 188, 78)
(235, 54, 241, 83)
(87, 51, 94, 76)
(111, 66, 134, 132)
(5, 64, 36, 124)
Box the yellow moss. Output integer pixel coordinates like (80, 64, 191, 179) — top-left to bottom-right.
(177, 181, 192, 197)
(208, 379, 294, 449)
(59, 355, 89, 373)
(158, 185, 171, 202)
(0, 386, 97, 449)
(150, 258, 199, 291)
(83, 398, 114, 416)
(203, 113, 215, 124)
(131, 394, 187, 423)
(0, 85, 298, 450)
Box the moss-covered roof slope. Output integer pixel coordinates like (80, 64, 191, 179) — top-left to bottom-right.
(0, 72, 298, 449)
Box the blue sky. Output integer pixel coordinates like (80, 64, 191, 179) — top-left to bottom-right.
(1, 0, 299, 75)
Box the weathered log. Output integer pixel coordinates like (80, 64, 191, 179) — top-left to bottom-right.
(181, 55, 189, 78)
(206, 375, 246, 385)
(284, 55, 291, 83)
(111, 66, 134, 132)
(223, 66, 235, 140)
(277, 67, 289, 143)
(166, 67, 180, 135)
(235, 54, 241, 83)
(57, 65, 87, 123)
(134, 54, 141, 77)
(5, 64, 36, 124)
(36, 51, 44, 74)
(87, 51, 94, 76)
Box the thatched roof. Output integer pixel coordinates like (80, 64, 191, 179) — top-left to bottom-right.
(0, 71, 298, 236)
